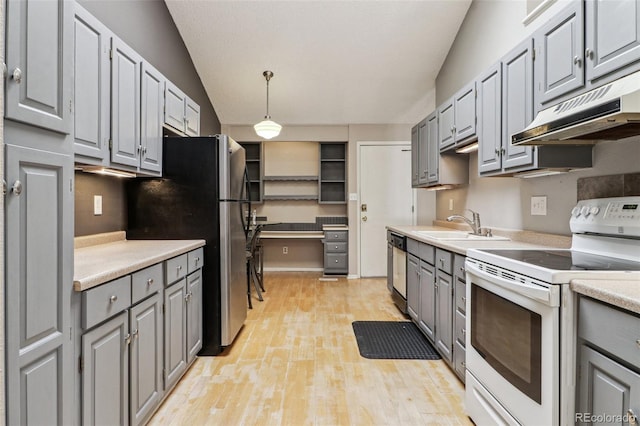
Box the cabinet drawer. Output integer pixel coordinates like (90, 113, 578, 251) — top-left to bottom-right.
(132, 263, 163, 304)
(325, 231, 347, 242)
(454, 340, 466, 382)
(188, 247, 204, 274)
(407, 238, 420, 256)
(453, 254, 466, 278)
(82, 275, 132, 330)
(325, 242, 347, 253)
(165, 254, 188, 285)
(435, 248, 452, 274)
(325, 253, 348, 271)
(455, 310, 466, 347)
(420, 243, 435, 265)
(579, 297, 640, 367)
(455, 279, 466, 314)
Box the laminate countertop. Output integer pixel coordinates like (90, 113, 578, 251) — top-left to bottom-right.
(74, 232, 205, 292)
(571, 279, 640, 315)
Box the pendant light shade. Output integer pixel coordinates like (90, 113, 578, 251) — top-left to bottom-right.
(254, 70, 281, 139)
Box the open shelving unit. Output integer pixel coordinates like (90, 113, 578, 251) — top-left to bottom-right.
(239, 141, 263, 203)
(319, 142, 347, 204)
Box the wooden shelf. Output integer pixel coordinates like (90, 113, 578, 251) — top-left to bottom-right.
(262, 195, 319, 201)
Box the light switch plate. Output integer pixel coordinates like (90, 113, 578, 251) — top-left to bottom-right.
(94, 195, 103, 216)
(349, 193, 358, 201)
(531, 196, 547, 216)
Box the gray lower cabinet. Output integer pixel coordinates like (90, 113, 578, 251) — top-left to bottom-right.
(5, 143, 74, 425)
(452, 254, 466, 383)
(435, 270, 453, 363)
(82, 312, 129, 426)
(323, 230, 348, 275)
(406, 254, 420, 321)
(187, 269, 204, 364)
(577, 296, 640, 425)
(164, 278, 188, 390)
(418, 260, 436, 342)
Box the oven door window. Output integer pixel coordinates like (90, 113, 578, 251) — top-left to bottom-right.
(471, 284, 542, 404)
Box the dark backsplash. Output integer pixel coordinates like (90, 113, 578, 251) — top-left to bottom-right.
(577, 172, 640, 200)
(74, 171, 127, 236)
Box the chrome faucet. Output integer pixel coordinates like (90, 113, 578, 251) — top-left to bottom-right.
(447, 209, 483, 235)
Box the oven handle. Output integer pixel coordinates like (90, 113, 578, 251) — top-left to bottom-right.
(465, 261, 558, 306)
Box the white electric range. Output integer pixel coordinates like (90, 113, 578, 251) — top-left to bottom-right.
(464, 196, 640, 426)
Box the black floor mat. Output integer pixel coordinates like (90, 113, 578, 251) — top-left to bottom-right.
(352, 321, 441, 360)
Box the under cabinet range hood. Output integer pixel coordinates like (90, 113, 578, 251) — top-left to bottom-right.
(512, 70, 640, 145)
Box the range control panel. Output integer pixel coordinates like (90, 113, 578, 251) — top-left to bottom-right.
(570, 196, 640, 237)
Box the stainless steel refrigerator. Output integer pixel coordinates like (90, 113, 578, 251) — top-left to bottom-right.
(126, 134, 249, 355)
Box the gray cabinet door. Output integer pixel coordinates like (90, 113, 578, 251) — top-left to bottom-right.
(185, 97, 201, 136)
(438, 99, 455, 151)
(140, 62, 164, 174)
(164, 279, 187, 390)
(73, 4, 111, 164)
(418, 260, 435, 342)
(502, 39, 535, 171)
(534, 1, 585, 107)
(406, 254, 420, 321)
(477, 62, 503, 175)
(417, 118, 429, 185)
(165, 80, 187, 133)
(5, 144, 73, 426)
(578, 345, 640, 425)
(111, 37, 142, 168)
(82, 312, 129, 426)
(435, 271, 453, 363)
(454, 81, 477, 143)
(187, 270, 203, 364)
(5, 0, 72, 135)
(410, 124, 419, 187)
(130, 294, 163, 426)
(586, 0, 640, 82)
(426, 111, 439, 184)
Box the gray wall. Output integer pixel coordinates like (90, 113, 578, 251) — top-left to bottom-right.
(430, 0, 640, 235)
(75, 172, 127, 237)
(78, 0, 220, 135)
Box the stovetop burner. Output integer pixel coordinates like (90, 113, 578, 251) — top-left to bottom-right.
(480, 249, 640, 272)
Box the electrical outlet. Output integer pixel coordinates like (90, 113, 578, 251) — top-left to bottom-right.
(531, 196, 547, 216)
(449, 199, 454, 211)
(94, 195, 103, 216)
(282, 246, 288, 255)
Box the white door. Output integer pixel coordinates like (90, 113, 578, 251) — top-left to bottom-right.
(359, 143, 414, 277)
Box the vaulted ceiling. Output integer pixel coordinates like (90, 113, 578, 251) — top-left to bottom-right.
(165, 0, 472, 127)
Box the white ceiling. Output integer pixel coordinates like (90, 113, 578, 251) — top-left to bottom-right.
(164, 0, 472, 127)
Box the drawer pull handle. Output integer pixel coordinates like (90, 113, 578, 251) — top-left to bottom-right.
(109, 295, 118, 303)
(147, 278, 154, 286)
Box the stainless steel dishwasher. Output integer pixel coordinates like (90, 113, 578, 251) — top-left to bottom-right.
(386, 230, 407, 314)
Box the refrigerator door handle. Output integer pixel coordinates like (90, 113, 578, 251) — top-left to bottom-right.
(241, 166, 251, 237)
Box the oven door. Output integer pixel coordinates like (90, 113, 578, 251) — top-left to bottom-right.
(465, 259, 560, 426)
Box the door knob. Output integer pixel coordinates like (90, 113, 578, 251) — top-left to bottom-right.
(362, 216, 367, 222)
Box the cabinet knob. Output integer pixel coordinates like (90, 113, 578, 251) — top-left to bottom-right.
(195, 257, 200, 264)
(628, 409, 637, 425)
(132, 329, 139, 339)
(109, 295, 118, 303)
(636, 339, 640, 349)
(573, 56, 582, 67)
(177, 265, 182, 271)
(12, 67, 22, 83)
(2, 179, 6, 196)
(462, 296, 466, 303)
(585, 48, 594, 60)
(11, 180, 22, 196)
(335, 259, 339, 263)
(147, 278, 154, 286)
(124, 333, 131, 345)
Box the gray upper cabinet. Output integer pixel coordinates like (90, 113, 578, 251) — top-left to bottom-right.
(534, 1, 585, 108)
(82, 312, 129, 426)
(5, 143, 73, 426)
(438, 99, 455, 151)
(411, 124, 419, 187)
(5, 0, 72, 135)
(453, 81, 477, 143)
(426, 111, 439, 184)
(165, 80, 201, 136)
(74, 4, 111, 165)
(502, 38, 535, 171)
(140, 62, 165, 174)
(417, 118, 429, 186)
(111, 37, 143, 169)
(477, 62, 503, 174)
(586, 0, 640, 83)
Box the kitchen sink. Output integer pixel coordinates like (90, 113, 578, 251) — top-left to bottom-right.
(410, 230, 510, 241)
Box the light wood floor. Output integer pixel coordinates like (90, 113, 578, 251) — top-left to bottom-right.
(149, 272, 472, 425)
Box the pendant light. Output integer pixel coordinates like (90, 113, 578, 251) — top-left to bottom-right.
(254, 70, 282, 139)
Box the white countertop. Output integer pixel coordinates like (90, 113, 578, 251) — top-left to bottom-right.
(74, 234, 205, 291)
